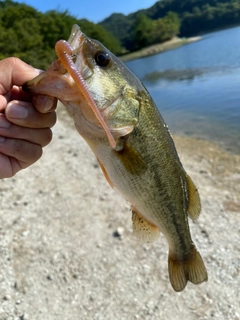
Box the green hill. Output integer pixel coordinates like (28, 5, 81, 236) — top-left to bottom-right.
(0, 0, 122, 69)
(1, 0, 240, 67)
(101, 0, 240, 51)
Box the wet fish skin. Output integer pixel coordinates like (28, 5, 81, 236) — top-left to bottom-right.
(23, 25, 208, 292)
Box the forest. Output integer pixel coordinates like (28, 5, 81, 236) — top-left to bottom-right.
(0, 0, 122, 68)
(101, 0, 240, 51)
(0, 0, 240, 68)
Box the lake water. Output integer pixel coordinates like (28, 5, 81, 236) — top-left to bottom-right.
(125, 26, 240, 154)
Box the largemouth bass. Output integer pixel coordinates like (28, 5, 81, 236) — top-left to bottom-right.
(23, 24, 208, 292)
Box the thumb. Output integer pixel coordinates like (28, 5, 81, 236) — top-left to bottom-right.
(0, 57, 41, 94)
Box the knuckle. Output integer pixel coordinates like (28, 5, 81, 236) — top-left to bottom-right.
(4, 57, 21, 66)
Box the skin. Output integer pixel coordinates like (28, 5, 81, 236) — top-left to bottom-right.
(0, 57, 57, 179)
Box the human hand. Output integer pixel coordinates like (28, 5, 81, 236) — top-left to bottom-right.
(0, 57, 57, 179)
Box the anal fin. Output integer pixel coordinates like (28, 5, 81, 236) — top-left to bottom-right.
(186, 173, 201, 220)
(168, 245, 208, 292)
(132, 207, 160, 243)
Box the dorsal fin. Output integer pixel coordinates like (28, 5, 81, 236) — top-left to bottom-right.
(186, 173, 201, 220)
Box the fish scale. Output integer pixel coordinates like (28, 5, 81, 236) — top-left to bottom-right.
(23, 24, 208, 292)
(105, 91, 191, 245)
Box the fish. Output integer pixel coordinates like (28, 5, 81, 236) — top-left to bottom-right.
(23, 24, 208, 292)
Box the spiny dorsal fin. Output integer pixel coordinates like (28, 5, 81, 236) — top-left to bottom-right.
(186, 173, 201, 220)
(132, 207, 160, 243)
(168, 245, 208, 292)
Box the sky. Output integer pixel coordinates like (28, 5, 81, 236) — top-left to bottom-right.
(16, 0, 158, 23)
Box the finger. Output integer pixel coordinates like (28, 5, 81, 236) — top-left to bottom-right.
(10, 85, 33, 103)
(0, 137, 42, 167)
(0, 153, 21, 179)
(0, 94, 8, 112)
(0, 115, 53, 147)
(0, 87, 30, 112)
(5, 100, 57, 129)
(32, 95, 58, 113)
(0, 57, 41, 94)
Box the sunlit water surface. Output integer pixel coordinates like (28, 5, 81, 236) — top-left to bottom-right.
(125, 26, 240, 154)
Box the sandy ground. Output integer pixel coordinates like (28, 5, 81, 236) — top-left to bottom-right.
(0, 104, 239, 320)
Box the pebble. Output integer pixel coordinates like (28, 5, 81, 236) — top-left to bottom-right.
(113, 227, 125, 238)
(47, 274, 53, 281)
(22, 230, 29, 237)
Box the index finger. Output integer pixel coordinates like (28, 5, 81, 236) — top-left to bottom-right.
(0, 57, 40, 94)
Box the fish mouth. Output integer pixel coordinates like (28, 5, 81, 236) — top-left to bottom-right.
(22, 25, 89, 101)
(23, 24, 117, 148)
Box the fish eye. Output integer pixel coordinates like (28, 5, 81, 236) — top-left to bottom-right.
(94, 50, 111, 67)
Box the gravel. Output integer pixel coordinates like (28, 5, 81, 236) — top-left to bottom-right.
(0, 104, 239, 320)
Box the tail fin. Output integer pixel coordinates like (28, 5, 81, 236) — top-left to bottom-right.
(168, 246, 208, 292)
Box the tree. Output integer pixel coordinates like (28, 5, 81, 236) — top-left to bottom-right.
(79, 19, 122, 55)
(159, 11, 180, 40)
(133, 12, 180, 50)
(0, 0, 122, 68)
(133, 14, 155, 49)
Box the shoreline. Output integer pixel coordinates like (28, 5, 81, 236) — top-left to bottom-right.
(119, 36, 201, 62)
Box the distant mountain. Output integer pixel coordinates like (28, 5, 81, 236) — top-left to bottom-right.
(100, 0, 240, 50)
(100, 13, 136, 51)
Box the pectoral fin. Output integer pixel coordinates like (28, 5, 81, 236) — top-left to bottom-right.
(132, 207, 160, 243)
(186, 174, 201, 220)
(114, 141, 147, 176)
